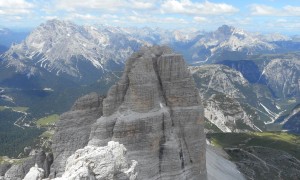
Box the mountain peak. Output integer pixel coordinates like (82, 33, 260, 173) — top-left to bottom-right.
(1, 20, 147, 80)
(86, 46, 207, 179)
(43, 19, 72, 26)
(217, 24, 235, 35)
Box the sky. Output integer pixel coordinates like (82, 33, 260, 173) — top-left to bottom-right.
(0, 0, 300, 34)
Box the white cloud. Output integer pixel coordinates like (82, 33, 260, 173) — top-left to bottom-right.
(161, 0, 239, 15)
(129, 0, 155, 10)
(0, 0, 33, 8)
(54, 0, 156, 12)
(128, 16, 147, 23)
(54, 0, 125, 11)
(250, 4, 277, 15)
(163, 17, 187, 24)
(250, 4, 300, 16)
(193, 16, 207, 23)
(126, 15, 187, 24)
(42, 16, 58, 20)
(71, 13, 98, 20)
(283, 5, 300, 16)
(266, 18, 300, 31)
(0, 0, 34, 15)
(65, 13, 119, 22)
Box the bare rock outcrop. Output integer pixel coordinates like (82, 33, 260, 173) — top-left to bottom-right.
(0, 163, 11, 177)
(53, 141, 137, 180)
(88, 46, 206, 179)
(264, 59, 300, 99)
(204, 94, 259, 132)
(50, 93, 104, 177)
(23, 164, 44, 180)
(4, 150, 51, 180)
(24, 141, 137, 180)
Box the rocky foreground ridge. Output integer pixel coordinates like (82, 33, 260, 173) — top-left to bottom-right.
(1, 46, 207, 179)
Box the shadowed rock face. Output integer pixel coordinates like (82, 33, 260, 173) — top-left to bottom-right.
(89, 46, 206, 180)
(50, 92, 104, 177)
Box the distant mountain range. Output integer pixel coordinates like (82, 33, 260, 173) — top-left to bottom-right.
(0, 20, 299, 155)
(1, 20, 300, 81)
(1, 20, 148, 83)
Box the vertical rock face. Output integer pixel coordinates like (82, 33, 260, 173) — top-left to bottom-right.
(50, 93, 104, 177)
(89, 46, 206, 179)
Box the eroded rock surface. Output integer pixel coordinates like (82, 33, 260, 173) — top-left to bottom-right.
(204, 94, 259, 132)
(88, 46, 206, 179)
(53, 141, 137, 180)
(23, 164, 44, 180)
(264, 59, 300, 99)
(50, 93, 104, 177)
(4, 150, 51, 180)
(0, 163, 11, 177)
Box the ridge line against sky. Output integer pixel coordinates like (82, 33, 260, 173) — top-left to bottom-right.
(0, 0, 299, 34)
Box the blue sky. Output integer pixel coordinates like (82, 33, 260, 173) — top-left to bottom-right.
(0, 0, 299, 34)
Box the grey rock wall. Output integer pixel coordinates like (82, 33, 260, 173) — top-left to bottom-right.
(89, 46, 206, 180)
(50, 92, 103, 177)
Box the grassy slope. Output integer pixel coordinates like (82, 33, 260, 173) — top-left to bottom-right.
(36, 114, 59, 127)
(207, 132, 300, 159)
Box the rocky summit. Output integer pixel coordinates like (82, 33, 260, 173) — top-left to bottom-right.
(47, 46, 206, 179)
(88, 46, 206, 179)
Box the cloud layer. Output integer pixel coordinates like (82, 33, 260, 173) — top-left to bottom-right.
(250, 4, 300, 16)
(161, 0, 238, 15)
(0, 0, 299, 33)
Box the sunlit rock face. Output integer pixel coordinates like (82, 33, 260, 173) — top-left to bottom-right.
(89, 46, 206, 180)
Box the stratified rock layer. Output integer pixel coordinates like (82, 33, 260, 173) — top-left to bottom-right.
(50, 93, 104, 177)
(88, 46, 206, 179)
